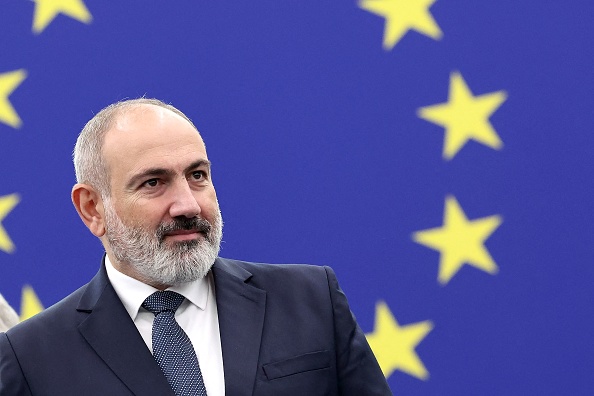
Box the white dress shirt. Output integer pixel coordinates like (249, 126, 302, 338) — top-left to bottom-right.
(105, 256, 225, 396)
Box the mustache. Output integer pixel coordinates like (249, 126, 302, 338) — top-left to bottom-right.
(156, 217, 212, 241)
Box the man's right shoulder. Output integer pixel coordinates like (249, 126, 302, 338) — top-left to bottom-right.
(4, 282, 90, 340)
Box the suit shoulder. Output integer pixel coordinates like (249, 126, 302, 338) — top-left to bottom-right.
(5, 283, 88, 338)
(216, 256, 331, 278)
(214, 257, 339, 299)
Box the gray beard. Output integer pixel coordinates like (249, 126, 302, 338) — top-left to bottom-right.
(103, 200, 223, 287)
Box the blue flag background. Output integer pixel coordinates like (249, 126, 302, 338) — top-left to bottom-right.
(1, 1, 593, 394)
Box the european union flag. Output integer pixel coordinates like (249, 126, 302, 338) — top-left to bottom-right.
(1, 1, 593, 394)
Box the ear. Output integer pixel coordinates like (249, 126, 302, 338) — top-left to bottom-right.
(72, 183, 106, 237)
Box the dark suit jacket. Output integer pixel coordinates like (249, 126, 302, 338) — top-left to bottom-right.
(0, 257, 391, 395)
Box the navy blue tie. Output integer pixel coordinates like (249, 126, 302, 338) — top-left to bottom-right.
(142, 291, 207, 396)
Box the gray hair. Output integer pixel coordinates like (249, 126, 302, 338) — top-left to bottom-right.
(73, 98, 197, 198)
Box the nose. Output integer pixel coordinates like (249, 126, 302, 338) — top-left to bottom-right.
(168, 180, 201, 218)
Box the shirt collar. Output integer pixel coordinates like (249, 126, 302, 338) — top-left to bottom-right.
(105, 255, 209, 321)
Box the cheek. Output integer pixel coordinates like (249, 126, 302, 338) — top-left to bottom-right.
(120, 201, 166, 229)
(198, 191, 220, 219)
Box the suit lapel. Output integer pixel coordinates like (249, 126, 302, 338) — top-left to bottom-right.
(213, 258, 266, 396)
(76, 263, 174, 396)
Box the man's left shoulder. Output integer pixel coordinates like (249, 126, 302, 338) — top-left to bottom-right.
(216, 256, 331, 275)
(213, 257, 336, 289)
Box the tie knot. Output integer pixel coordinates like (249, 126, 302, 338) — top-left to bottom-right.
(142, 291, 185, 316)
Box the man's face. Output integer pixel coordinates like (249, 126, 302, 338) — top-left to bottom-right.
(100, 104, 222, 287)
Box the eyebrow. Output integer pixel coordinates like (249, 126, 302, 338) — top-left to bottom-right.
(126, 159, 211, 190)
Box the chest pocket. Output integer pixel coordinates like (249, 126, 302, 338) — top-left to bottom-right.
(262, 350, 331, 380)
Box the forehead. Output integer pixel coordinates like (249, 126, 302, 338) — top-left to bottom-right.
(102, 104, 208, 180)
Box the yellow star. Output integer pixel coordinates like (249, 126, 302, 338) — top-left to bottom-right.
(31, 0, 92, 34)
(359, 0, 442, 50)
(0, 70, 27, 129)
(20, 285, 44, 321)
(413, 195, 502, 285)
(418, 71, 507, 160)
(0, 194, 20, 254)
(366, 301, 433, 380)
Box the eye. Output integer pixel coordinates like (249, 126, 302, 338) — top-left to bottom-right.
(142, 178, 159, 188)
(191, 170, 207, 181)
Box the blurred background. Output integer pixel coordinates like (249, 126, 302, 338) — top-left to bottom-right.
(1, 1, 593, 394)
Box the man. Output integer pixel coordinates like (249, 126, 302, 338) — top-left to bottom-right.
(0, 98, 391, 395)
